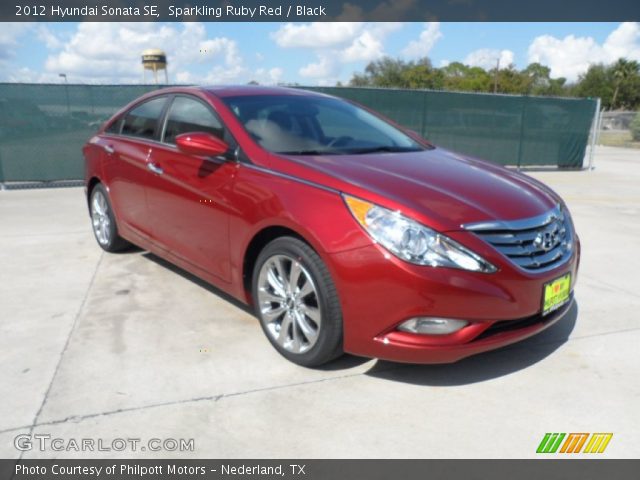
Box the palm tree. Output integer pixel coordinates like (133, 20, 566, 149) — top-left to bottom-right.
(611, 58, 640, 110)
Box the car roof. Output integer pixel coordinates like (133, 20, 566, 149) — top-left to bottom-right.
(150, 85, 329, 99)
(204, 85, 330, 98)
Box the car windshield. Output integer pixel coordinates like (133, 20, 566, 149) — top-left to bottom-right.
(221, 94, 426, 155)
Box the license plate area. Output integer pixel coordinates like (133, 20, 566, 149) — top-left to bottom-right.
(542, 273, 571, 316)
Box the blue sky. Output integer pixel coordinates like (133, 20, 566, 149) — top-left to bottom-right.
(1, 22, 638, 85)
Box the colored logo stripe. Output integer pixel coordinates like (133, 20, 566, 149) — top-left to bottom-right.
(537, 433, 613, 454)
(583, 433, 613, 453)
(537, 433, 565, 453)
(560, 433, 589, 453)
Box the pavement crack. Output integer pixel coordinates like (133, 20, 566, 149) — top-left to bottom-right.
(3, 369, 374, 434)
(18, 252, 104, 459)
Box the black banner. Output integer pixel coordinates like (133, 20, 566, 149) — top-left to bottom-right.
(2, 460, 640, 480)
(4, 0, 640, 22)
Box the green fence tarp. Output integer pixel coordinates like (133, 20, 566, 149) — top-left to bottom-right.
(308, 87, 597, 169)
(0, 84, 597, 183)
(0, 84, 164, 183)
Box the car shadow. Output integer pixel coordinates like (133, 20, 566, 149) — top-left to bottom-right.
(141, 251, 254, 315)
(364, 301, 578, 386)
(140, 249, 577, 381)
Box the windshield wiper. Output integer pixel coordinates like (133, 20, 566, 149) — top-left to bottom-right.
(278, 149, 344, 156)
(346, 146, 422, 154)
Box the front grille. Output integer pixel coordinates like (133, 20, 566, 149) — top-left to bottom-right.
(465, 205, 574, 272)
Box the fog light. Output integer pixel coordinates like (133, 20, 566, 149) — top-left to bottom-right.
(398, 317, 468, 335)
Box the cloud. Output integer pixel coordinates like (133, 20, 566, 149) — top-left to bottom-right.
(401, 22, 442, 59)
(0, 23, 32, 61)
(4, 67, 40, 83)
(528, 22, 640, 81)
(254, 67, 284, 84)
(464, 48, 514, 70)
(36, 25, 64, 50)
(299, 55, 335, 78)
(271, 22, 363, 49)
(342, 23, 402, 63)
(272, 22, 401, 84)
(41, 22, 247, 84)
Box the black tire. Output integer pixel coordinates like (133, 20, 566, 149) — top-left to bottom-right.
(89, 183, 132, 253)
(252, 236, 343, 367)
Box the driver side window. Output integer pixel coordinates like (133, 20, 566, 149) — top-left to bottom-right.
(162, 96, 224, 145)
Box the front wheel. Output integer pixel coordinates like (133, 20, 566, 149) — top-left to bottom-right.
(252, 237, 343, 367)
(89, 184, 132, 252)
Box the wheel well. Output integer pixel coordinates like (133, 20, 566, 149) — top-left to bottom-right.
(242, 226, 306, 300)
(86, 177, 101, 207)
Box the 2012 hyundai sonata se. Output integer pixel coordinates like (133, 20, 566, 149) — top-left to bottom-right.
(83, 86, 579, 366)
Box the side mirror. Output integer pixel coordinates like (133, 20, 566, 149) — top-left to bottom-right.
(175, 132, 229, 158)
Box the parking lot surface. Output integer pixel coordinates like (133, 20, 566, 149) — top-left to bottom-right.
(1, 146, 638, 458)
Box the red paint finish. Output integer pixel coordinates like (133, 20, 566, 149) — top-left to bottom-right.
(84, 86, 580, 364)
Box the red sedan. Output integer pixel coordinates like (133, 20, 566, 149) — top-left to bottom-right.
(83, 86, 579, 366)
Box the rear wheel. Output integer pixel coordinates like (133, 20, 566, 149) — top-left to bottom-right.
(252, 237, 343, 367)
(89, 184, 131, 252)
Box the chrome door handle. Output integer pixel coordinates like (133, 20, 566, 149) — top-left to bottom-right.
(147, 162, 164, 175)
(103, 145, 115, 154)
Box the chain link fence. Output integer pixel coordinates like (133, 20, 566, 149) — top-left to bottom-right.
(597, 111, 640, 149)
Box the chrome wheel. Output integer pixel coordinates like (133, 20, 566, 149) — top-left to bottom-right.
(257, 254, 322, 354)
(91, 190, 111, 246)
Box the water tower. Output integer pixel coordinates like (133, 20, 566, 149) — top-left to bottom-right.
(142, 49, 168, 84)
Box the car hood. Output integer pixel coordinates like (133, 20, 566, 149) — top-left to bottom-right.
(277, 147, 559, 231)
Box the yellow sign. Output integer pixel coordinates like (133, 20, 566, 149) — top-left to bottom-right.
(543, 273, 571, 315)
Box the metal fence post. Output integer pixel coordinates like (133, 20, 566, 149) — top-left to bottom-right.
(0, 150, 5, 190)
(587, 97, 601, 171)
(420, 91, 428, 138)
(516, 95, 527, 171)
(595, 103, 605, 146)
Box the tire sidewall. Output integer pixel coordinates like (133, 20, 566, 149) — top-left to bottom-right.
(90, 184, 120, 252)
(252, 237, 342, 367)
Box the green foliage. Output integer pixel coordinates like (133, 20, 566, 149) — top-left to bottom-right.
(573, 64, 614, 106)
(347, 56, 640, 110)
(350, 57, 444, 90)
(631, 112, 640, 141)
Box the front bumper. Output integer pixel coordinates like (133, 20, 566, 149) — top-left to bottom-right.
(328, 237, 580, 364)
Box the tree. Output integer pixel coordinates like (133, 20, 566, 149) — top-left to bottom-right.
(572, 64, 614, 107)
(343, 56, 640, 109)
(442, 63, 492, 92)
(493, 65, 529, 94)
(611, 58, 640, 109)
(360, 57, 411, 87)
(521, 63, 567, 95)
(348, 56, 442, 89)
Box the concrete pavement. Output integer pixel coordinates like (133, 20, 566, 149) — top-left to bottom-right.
(0, 146, 638, 458)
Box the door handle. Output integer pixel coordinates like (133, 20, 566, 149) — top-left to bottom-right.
(103, 145, 115, 155)
(147, 162, 164, 175)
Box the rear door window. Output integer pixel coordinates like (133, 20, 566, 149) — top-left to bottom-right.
(121, 97, 167, 140)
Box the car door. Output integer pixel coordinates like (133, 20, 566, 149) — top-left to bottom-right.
(102, 96, 168, 240)
(144, 94, 237, 282)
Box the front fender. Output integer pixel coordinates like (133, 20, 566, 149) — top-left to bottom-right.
(227, 163, 372, 300)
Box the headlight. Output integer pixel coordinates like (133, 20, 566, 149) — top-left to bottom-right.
(344, 195, 496, 273)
